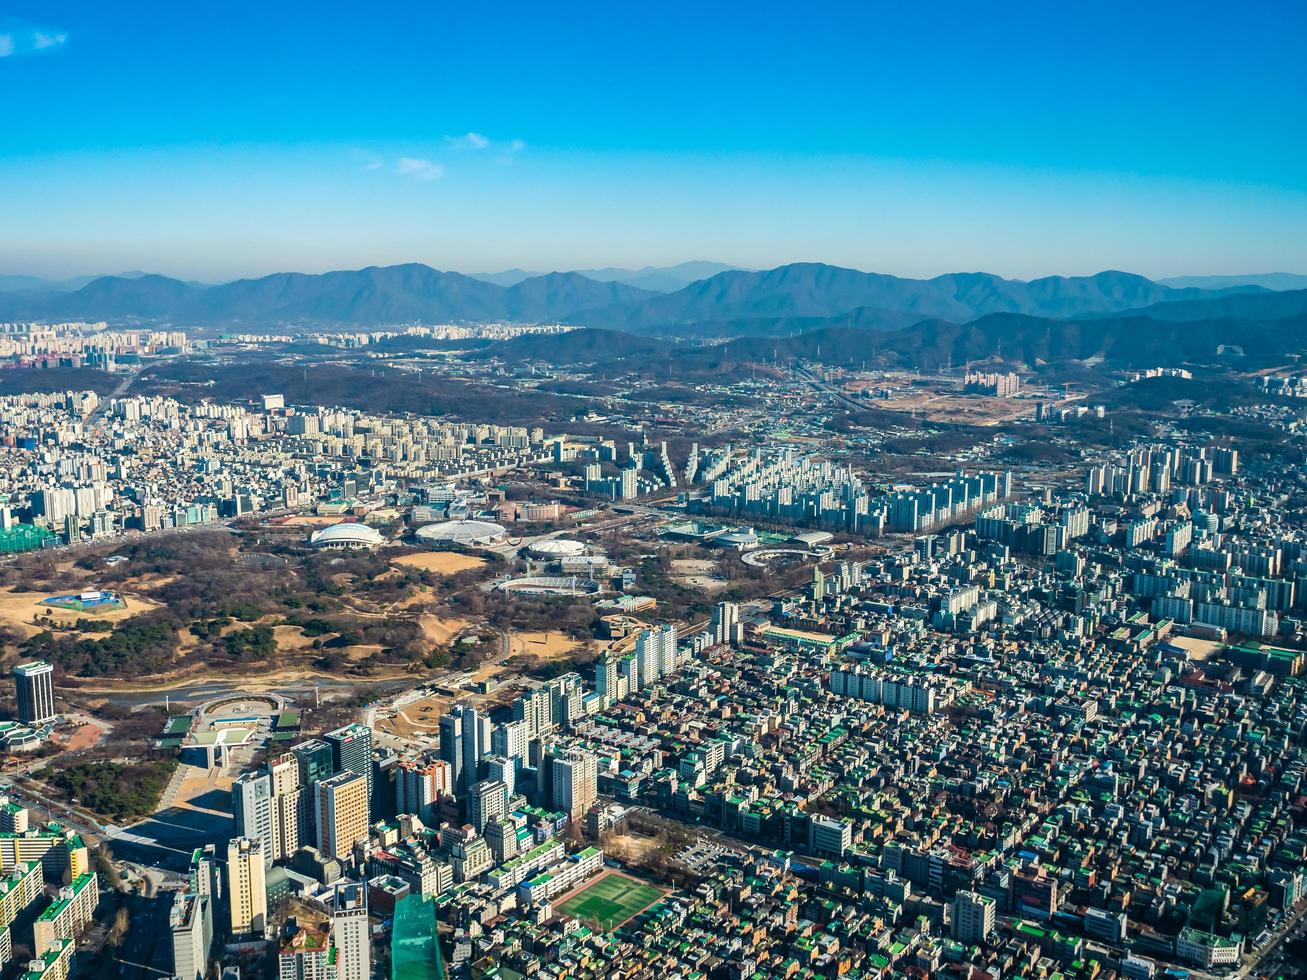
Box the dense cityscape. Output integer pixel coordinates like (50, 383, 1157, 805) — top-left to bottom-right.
(3, 3, 1306, 978)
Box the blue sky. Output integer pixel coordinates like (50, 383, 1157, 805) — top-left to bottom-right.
(2, 1, 1305, 281)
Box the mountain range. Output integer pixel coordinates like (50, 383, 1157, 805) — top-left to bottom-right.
(0, 261, 1300, 336)
(469, 261, 743, 292)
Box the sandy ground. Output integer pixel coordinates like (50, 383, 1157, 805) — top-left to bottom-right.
(418, 614, 470, 645)
(272, 623, 318, 652)
(59, 721, 105, 753)
(0, 589, 163, 639)
(393, 552, 487, 575)
(509, 630, 581, 659)
(279, 514, 348, 526)
(602, 832, 664, 864)
(1165, 635, 1223, 661)
(670, 558, 727, 593)
(382, 691, 455, 736)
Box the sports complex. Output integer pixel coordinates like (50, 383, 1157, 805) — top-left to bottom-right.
(556, 871, 666, 931)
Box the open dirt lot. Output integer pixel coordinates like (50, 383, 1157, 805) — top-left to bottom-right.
(418, 614, 470, 645)
(393, 552, 487, 575)
(509, 629, 581, 659)
(671, 558, 727, 593)
(0, 589, 163, 639)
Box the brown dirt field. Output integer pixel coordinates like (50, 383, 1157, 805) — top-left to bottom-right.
(391, 585, 434, 611)
(670, 558, 727, 594)
(281, 514, 346, 526)
(381, 691, 455, 736)
(393, 552, 487, 575)
(272, 624, 317, 652)
(0, 590, 163, 640)
(509, 630, 582, 659)
(59, 722, 105, 753)
(419, 614, 469, 645)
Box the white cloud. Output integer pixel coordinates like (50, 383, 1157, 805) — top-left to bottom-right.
(449, 131, 491, 151)
(0, 18, 68, 58)
(396, 157, 444, 181)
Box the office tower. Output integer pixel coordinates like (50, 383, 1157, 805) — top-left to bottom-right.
(395, 759, 452, 825)
(485, 756, 515, 802)
(170, 891, 211, 980)
(468, 779, 508, 833)
(491, 719, 528, 767)
(458, 705, 491, 791)
(323, 724, 373, 802)
(231, 772, 276, 868)
(710, 602, 740, 646)
(290, 738, 335, 786)
(331, 881, 370, 980)
(316, 772, 369, 861)
(551, 751, 597, 822)
(438, 712, 463, 793)
(13, 662, 56, 725)
(269, 753, 308, 862)
(227, 838, 267, 937)
(951, 890, 996, 945)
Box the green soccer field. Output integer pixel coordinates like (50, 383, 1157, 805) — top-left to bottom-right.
(558, 873, 664, 928)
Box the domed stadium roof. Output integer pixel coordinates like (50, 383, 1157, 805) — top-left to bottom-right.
(309, 522, 384, 548)
(414, 520, 507, 547)
(527, 538, 585, 559)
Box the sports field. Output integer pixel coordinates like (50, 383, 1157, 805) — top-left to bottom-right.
(557, 872, 665, 929)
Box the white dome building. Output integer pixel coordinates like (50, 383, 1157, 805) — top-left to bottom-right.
(415, 520, 508, 548)
(309, 522, 384, 550)
(527, 538, 585, 560)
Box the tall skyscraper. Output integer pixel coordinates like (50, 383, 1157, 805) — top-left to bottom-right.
(551, 751, 597, 822)
(227, 837, 267, 937)
(438, 712, 463, 793)
(459, 705, 491, 790)
(13, 662, 55, 725)
(170, 891, 211, 980)
(269, 752, 309, 862)
(290, 738, 335, 786)
(710, 602, 741, 646)
(323, 723, 373, 803)
(395, 758, 452, 825)
(491, 719, 528, 768)
(331, 880, 370, 980)
(316, 772, 370, 861)
(232, 772, 276, 868)
(635, 625, 677, 688)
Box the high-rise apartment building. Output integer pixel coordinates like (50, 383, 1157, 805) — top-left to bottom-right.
(551, 751, 597, 822)
(316, 772, 369, 861)
(227, 837, 267, 937)
(951, 890, 996, 945)
(232, 772, 276, 868)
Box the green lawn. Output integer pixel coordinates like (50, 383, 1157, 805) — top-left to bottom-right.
(558, 872, 664, 929)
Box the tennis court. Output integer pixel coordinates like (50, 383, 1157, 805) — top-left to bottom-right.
(557, 872, 665, 929)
